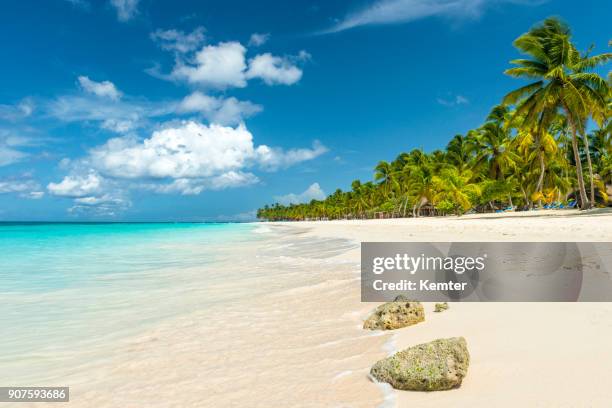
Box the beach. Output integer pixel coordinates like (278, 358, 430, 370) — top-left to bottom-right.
(3, 210, 612, 407)
(272, 208, 612, 407)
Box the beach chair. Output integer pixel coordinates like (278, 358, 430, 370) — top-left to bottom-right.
(567, 200, 577, 208)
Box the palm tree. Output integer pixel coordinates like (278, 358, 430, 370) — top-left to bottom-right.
(446, 134, 475, 172)
(406, 160, 435, 217)
(503, 17, 611, 209)
(374, 160, 394, 199)
(473, 105, 519, 182)
(432, 169, 482, 215)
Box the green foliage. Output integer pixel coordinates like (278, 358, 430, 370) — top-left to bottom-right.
(257, 18, 610, 221)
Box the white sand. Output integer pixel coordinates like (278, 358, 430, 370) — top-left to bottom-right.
(274, 208, 612, 407)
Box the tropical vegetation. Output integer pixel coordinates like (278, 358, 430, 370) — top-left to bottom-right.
(257, 18, 611, 221)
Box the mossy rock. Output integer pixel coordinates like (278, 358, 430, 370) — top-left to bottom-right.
(370, 337, 469, 391)
(434, 302, 449, 313)
(363, 300, 424, 330)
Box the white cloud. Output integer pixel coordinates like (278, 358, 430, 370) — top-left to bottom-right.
(87, 121, 325, 179)
(47, 172, 103, 197)
(325, 0, 546, 33)
(110, 0, 139, 22)
(73, 193, 127, 206)
(150, 171, 259, 195)
(177, 91, 262, 125)
(209, 171, 259, 190)
(49, 121, 326, 203)
(0, 99, 34, 121)
(101, 118, 138, 133)
(256, 140, 328, 171)
(0, 146, 26, 167)
(0, 178, 44, 199)
(68, 192, 131, 216)
(151, 27, 206, 53)
(436, 94, 469, 106)
(45, 93, 173, 133)
(248, 33, 270, 47)
(47, 87, 257, 133)
(28, 191, 45, 199)
(274, 182, 326, 205)
(246, 53, 303, 85)
(171, 42, 249, 89)
(160, 39, 308, 88)
(46, 170, 130, 216)
(78, 76, 122, 100)
(296, 50, 312, 61)
(0, 131, 31, 166)
(88, 122, 258, 179)
(54, 121, 325, 192)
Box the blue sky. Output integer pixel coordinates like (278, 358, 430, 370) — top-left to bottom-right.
(0, 0, 610, 221)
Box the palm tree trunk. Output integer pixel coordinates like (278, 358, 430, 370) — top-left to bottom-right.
(569, 122, 589, 209)
(520, 185, 531, 209)
(581, 132, 595, 206)
(536, 151, 545, 197)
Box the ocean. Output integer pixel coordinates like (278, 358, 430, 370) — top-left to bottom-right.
(0, 222, 260, 384)
(0, 222, 383, 407)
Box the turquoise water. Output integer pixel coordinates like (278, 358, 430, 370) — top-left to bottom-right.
(0, 222, 259, 382)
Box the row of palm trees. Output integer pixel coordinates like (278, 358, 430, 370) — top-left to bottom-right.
(257, 18, 611, 222)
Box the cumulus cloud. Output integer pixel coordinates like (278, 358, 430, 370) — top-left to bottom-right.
(47, 171, 130, 216)
(89, 122, 255, 179)
(47, 172, 104, 197)
(110, 0, 139, 22)
(171, 42, 249, 89)
(325, 0, 547, 33)
(48, 121, 327, 200)
(78, 76, 122, 100)
(87, 121, 325, 179)
(159, 39, 307, 88)
(151, 27, 206, 53)
(246, 53, 303, 85)
(177, 91, 262, 125)
(274, 182, 326, 205)
(248, 33, 270, 47)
